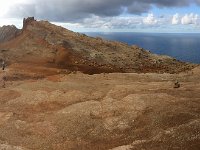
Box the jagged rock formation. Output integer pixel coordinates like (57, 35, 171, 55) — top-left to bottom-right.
(23, 17, 35, 30)
(0, 25, 20, 43)
(0, 17, 196, 74)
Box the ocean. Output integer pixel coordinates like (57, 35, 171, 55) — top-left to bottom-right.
(85, 32, 200, 64)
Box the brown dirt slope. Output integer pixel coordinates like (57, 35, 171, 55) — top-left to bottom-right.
(0, 17, 196, 74)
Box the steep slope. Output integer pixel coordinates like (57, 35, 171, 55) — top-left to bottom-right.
(0, 17, 195, 74)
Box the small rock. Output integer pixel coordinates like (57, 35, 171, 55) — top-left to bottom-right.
(174, 81, 180, 88)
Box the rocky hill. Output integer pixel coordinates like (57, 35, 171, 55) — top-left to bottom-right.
(0, 25, 20, 43)
(0, 17, 195, 74)
(0, 17, 199, 150)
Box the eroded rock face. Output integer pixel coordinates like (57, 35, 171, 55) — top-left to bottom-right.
(0, 25, 20, 43)
(23, 17, 35, 30)
(0, 17, 36, 44)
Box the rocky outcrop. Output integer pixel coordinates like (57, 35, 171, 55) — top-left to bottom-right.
(0, 25, 20, 43)
(23, 17, 36, 30)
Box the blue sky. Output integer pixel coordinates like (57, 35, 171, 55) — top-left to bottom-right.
(0, 0, 200, 33)
(151, 4, 200, 15)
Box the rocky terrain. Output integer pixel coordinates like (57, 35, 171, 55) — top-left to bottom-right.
(0, 25, 20, 43)
(0, 64, 199, 150)
(0, 17, 196, 74)
(0, 17, 199, 150)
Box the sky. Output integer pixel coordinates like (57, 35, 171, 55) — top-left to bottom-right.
(0, 0, 200, 33)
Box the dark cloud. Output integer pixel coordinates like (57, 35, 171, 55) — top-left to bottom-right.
(127, 1, 152, 14)
(5, 0, 200, 22)
(148, 0, 191, 7)
(194, 0, 200, 5)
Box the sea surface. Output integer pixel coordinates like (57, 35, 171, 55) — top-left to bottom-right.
(85, 32, 200, 64)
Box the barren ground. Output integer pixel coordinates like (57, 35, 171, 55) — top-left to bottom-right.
(0, 64, 199, 150)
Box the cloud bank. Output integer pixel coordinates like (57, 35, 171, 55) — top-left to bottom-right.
(3, 0, 200, 22)
(171, 13, 199, 25)
(181, 13, 199, 25)
(1, 0, 200, 32)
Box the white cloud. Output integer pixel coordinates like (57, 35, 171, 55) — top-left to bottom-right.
(81, 15, 142, 30)
(172, 13, 180, 25)
(0, 0, 30, 17)
(0, 18, 22, 28)
(143, 13, 158, 25)
(181, 13, 199, 25)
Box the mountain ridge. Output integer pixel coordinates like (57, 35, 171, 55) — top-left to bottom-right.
(0, 17, 196, 74)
